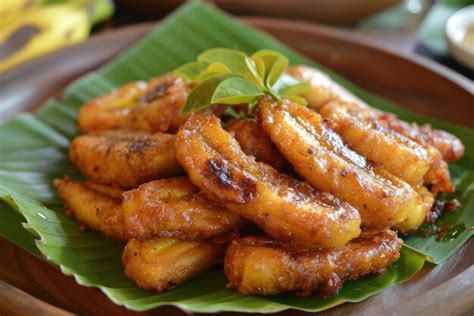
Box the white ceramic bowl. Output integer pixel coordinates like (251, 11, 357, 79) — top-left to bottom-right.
(446, 5, 474, 70)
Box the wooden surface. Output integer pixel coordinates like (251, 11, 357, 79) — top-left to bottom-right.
(0, 19, 473, 315)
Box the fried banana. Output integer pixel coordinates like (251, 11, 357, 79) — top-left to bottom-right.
(224, 229, 402, 296)
(289, 65, 463, 163)
(53, 176, 125, 240)
(78, 74, 190, 133)
(319, 101, 432, 187)
(54, 177, 242, 241)
(258, 98, 424, 229)
(123, 238, 224, 292)
(69, 130, 183, 188)
(175, 114, 361, 247)
(226, 118, 288, 171)
(122, 177, 243, 241)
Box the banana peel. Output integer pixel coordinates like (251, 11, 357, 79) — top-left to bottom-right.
(0, 0, 114, 74)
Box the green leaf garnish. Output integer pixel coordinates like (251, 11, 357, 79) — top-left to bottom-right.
(175, 48, 310, 115)
(180, 74, 235, 114)
(211, 77, 264, 104)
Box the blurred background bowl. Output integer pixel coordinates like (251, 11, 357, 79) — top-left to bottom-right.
(446, 5, 474, 69)
(117, 0, 402, 24)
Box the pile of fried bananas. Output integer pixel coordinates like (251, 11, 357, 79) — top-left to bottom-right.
(54, 66, 464, 296)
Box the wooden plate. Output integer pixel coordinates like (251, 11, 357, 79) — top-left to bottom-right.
(0, 19, 472, 316)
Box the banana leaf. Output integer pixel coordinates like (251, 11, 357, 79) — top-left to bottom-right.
(0, 1, 472, 313)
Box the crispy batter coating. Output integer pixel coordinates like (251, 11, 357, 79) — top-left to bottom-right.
(123, 238, 224, 292)
(226, 119, 288, 171)
(319, 101, 432, 187)
(122, 178, 243, 241)
(53, 177, 126, 240)
(258, 98, 424, 228)
(224, 229, 402, 296)
(69, 130, 183, 188)
(175, 114, 361, 247)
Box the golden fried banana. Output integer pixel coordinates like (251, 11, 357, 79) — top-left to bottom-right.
(378, 113, 464, 163)
(258, 99, 424, 228)
(224, 229, 402, 296)
(78, 75, 189, 133)
(54, 177, 242, 241)
(319, 101, 432, 187)
(122, 178, 243, 241)
(175, 114, 361, 247)
(225, 118, 288, 171)
(69, 130, 183, 188)
(53, 177, 125, 240)
(123, 238, 224, 292)
(289, 65, 464, 164)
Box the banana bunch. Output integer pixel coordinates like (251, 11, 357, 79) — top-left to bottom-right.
(0, 0, 114, 74)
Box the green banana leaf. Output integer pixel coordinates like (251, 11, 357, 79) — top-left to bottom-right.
(0, 1, 472, 313)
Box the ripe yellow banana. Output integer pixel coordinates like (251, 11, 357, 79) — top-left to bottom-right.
(0, 0, 113, 74)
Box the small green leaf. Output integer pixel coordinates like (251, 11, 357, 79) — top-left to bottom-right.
(198, 48, 248, 76)
(180, 74, 234, 114)
(174, 61, 207, 82)
(211, 77, 264, 104)
(272, 73, 310, 96)
(245, 57, 264, 87)
(252, 49, 289, 87)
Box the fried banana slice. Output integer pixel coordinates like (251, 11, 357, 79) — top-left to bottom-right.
(258, 99, 424, 228)
(289, 65, 464, 164)
(122, 178, 243, 241)
(54, 177, 242, 241)
(78, 74, 189, 133)
(175, 114, 361, 247)
(226, 119, 288, 171)
(69, 130, 183, 188)
(319, 101, 432, 187)
(224, 229, 402, 296)
(123, 238, 224, 292)
(53, 177, 125, 240)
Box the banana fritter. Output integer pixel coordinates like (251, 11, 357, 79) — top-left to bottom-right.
(226, 118, 288, 171)
(69, 130, 183, 188)
(122, 177, 243, 241)
(175, 114, 361, 247)
(53, 177, 126, 240)
(123, 238, 224, 292)
(78, 74, 190, 133)
(394, 186, 434, 233)
(289, 65, 464, 164)
(224, 229, 402, 296)
(319, 101, 432, 187)
(54, 177, 242, 241)
(258, 98, 424, 229)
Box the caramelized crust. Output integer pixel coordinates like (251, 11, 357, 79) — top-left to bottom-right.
(123, 238, 224, 292)
(226, 118, 288, 171)
(69, 130, 183, 188)
(224, 230, 402, 296)
(122, 178, 243, 241)
(53, 177, 126, 241)
(258, 99, 424, 229)
(175, 114, 361, 247)
(319, 101, 432, 187)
